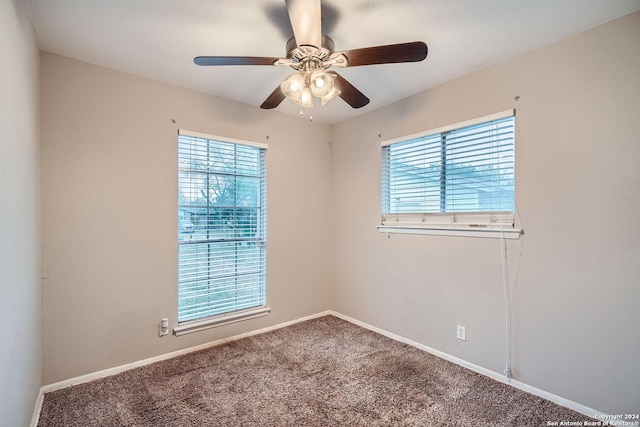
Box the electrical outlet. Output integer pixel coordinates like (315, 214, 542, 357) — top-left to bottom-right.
(456, 325, 466, 341)
(158, 318, 169, 337)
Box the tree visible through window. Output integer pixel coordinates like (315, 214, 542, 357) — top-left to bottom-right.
(178, 131, 267, 323)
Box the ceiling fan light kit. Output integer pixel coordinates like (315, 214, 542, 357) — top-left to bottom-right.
(280, 40, 342, 107)
(281, 71, 340, 107)
(194, 0, 428, 110)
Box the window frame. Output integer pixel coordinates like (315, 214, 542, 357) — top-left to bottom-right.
(379, 110, 522, 239)
(174, 129, 269, 336)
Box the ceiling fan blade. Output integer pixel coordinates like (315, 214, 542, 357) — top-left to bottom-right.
(194, 56, 281, 66)
(285, 0, 322, 47)
(331, 72, 370, 109)
(338, 41, 428, 67)
(260, 85, 286, 109)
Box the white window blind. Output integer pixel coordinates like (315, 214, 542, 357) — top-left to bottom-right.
(177, 130, 267, 324)
(381, 110, 515, 231)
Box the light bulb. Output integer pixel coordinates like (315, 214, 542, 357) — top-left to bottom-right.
(290, 82, 298, 92)
(314, 77, 325, 88)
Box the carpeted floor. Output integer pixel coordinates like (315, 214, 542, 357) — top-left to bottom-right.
(38, 315, 590, 426)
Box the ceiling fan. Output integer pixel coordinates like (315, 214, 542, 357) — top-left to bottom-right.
(194, 0, 428, 110)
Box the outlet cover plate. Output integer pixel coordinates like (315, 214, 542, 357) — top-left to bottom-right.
(456, 325, 466, 341)
(158, 318, 169, 337)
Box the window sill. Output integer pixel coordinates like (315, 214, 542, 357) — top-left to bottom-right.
(173, 307, 271, 336)
(377, 225, 523, 240)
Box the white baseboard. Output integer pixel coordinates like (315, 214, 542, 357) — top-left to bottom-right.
(33, 309, 603, 424)
(327, 310, 601, 419)
(29, 388, 44, 427)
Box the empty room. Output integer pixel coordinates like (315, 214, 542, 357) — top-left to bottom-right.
(2, 0, 639, 426)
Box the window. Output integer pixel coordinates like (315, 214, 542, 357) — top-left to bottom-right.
(380, 110, 520, 239)
(175, 130, 268, 335)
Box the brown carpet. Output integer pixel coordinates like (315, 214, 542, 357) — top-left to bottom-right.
(38, 315, 590, 426)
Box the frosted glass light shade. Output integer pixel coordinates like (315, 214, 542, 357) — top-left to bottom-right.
(310, 69, 333, 97)
(320, 86, 341, 105)
(300, 86, 313, 107)
(281, 73, 306, 104)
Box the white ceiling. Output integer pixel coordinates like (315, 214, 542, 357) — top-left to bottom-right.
(27, 0, 640, 125)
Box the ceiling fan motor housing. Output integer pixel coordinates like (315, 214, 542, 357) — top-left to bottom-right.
(286, 35, 336, 71)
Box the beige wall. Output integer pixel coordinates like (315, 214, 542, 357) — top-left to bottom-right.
(330, 12, 640, 414)
(40, 53, 332, 384)
(0, 0, 41, 426)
